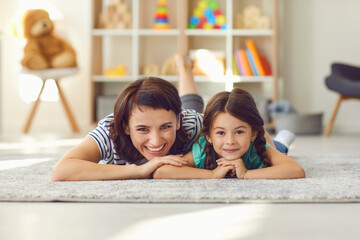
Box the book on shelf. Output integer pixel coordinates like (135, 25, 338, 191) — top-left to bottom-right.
(232, 55, 239, 75)
(234, 50, 244, 75)
(246, 49, 258, 76)
(238, 49, 253, 76)
(245, 39, 266, 76)
(260, 55, 272, 75)
(232, 39, 272, 77)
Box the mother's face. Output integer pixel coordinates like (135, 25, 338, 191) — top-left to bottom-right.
(125, 106, 180, 160)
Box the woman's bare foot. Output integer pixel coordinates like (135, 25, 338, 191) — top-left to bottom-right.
(174, 54, 193, 74)
(175, 53, 198, 96)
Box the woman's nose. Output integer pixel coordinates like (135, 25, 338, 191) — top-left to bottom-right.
(148, 130, 162, 145)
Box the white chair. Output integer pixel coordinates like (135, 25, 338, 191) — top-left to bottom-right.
(21, 67, 80, 134)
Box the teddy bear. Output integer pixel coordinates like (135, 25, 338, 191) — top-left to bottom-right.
(21, 8, 77, 70)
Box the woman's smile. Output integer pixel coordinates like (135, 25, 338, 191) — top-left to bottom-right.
(127, 106, 179, 160)
(145, 144, 166, 153)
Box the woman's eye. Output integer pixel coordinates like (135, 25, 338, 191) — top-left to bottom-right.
(216, 131, 224, 135)
(161, 125, 171, 130)
(137, 128, 148, 132)
(235, 130, 244, 134)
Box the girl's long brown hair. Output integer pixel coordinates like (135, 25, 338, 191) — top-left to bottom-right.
(109, 77, 187, 163)
(201, 88, 271, 169)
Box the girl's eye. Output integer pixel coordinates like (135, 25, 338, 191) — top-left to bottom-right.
(216, 131, 225, 135)
(236, 130, 244, 134)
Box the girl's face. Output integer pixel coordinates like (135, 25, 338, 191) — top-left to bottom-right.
(207, 112, 257, 161)
(126, 106, 180, 160)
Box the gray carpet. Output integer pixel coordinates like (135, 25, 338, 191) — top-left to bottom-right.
(0, 154, 359, 203)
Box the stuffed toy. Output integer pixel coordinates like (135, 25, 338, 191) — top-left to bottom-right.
(21, 9, 77, 70)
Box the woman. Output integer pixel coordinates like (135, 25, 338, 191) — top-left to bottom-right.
(51, 55, 204, 181)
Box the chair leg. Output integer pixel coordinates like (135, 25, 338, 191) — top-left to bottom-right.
(323, 95, 343, 137)
(22, 80, 47, 133)
(55, 80, 80, 133)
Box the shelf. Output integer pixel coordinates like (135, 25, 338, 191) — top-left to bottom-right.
(92, 29, 181, 36)
(93, 75, 180, 83)
(184, 29, 228, 36)
(232, 76, 274, 83)
(184, 29, 274, 37)
(232, 29, 274, 36)
(138, 29, 180, 36)
(93, 75, 273, 84)
(92, 29, 133, 36)
(90, 0, 279, 123)
(193, 75, 273, 83)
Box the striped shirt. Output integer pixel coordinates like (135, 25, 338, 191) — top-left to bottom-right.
(89, 109, 203, 165)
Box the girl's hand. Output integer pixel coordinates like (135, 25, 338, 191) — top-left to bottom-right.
(216, 158, 248, 179)
(139, 155, 188, 178)
(212, 165, 235, 179)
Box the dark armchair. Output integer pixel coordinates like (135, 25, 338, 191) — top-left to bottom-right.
(324, 63, 360, 136)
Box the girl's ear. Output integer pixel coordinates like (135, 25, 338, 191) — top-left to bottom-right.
(205, 135, 212, 144)
(251, 131, 258, 142)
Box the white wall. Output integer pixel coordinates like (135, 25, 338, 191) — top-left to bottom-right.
(1, 0, 360, 135)
(280, 0, 360, 134)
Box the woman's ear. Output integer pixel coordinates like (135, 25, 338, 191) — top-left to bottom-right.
(176, 115, 181, 130)
(124, 124, 130, 135)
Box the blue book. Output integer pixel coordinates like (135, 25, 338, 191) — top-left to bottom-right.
(246, 49, 258, 76)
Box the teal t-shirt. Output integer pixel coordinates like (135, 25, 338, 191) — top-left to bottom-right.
(192, 136, 270, 169)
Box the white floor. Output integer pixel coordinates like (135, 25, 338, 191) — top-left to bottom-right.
(1, 133, 360, 240)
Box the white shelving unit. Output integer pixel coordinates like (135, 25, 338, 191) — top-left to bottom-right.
(90, 0, 278, 122)
(0, 31, 2, 132)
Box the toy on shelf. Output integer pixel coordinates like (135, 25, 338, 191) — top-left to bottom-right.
(153, 0, 170, 30)
(98, 0, 132, 29)
(190, 49, 225, 76)
(161, 55, 178, 75)
(143, 63, 160, 76)
(105, 64, 127, 76)
(188, 0, 226, 29)
(235, 5, 271, 29)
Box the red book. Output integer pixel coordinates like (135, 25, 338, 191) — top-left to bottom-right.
(260, 55, 272, 75)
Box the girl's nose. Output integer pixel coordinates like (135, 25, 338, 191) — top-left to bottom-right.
(225, 134, 235, 145)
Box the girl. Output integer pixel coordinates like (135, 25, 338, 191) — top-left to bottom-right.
(153, 88, 305, 179)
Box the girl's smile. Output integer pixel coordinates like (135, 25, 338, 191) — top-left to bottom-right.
(222, 148, 240, 154)
(207, 112, 256, 161)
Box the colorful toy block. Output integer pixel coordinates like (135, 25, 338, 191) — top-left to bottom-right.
(188, 0, 226, 30)
(153, 0, 170, 30)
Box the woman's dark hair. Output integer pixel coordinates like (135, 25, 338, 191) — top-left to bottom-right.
(109, 77, 188, 163)
(201, 88, 271, 169)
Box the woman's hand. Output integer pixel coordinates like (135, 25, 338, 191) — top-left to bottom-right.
(216, 158, 248, 179)
(139, 155, 188, 178)
(212, 164, 235, 179)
